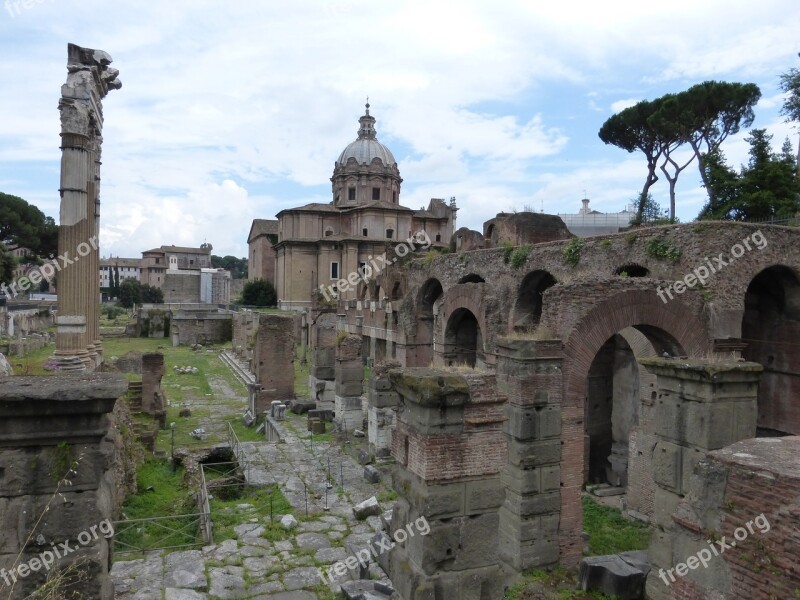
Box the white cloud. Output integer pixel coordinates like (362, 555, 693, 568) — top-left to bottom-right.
(0, 0, 798, 258)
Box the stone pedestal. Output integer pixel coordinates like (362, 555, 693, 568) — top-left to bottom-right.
(637, 358, 761, 600)
(334, 334, 364, 432)
(386, 368, 507, 600)
(250, 313, 295, 414)
(0, 373, 127, 600)
(367, 371, 399, 458)
(496, 339, 563, 572)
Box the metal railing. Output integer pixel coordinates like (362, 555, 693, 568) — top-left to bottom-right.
(112, 513, 207, 556)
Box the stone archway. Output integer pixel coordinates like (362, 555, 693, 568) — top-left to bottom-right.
(444, 307, 482, 368)
(741, 265, 800, 435)
(558, 289, 709, 565)
(511, 270, 557, 332)
(410, 278, 443, 367)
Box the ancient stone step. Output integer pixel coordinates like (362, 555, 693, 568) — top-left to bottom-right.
(579, 550, 650, 600)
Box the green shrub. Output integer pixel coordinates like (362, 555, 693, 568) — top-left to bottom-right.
(562, 237, 584, 267)
(600, 239, 612, 248)
(509, 244, 532, 269)
(645, 238, 682, 263)
(501, 242, 514, 264)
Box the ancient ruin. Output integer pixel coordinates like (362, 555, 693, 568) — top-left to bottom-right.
(51, 44, 120, 371)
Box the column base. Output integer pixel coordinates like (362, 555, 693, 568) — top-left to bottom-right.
(49, 349, 92, 372)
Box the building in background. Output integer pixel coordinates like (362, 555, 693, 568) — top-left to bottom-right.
(558, 198, 635, 237)
(99, 257, 141, 288)
(140, 244, 213, 288)
(200, 268, 231, 304)
(247, 219, 278, 283)
(250, 104, 458, 310)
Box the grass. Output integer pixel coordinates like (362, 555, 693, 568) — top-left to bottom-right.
(582, 495, 651, 556)
(210, 484, 292, 543)
(114, 459, 197, 553)
(504, 566, 618, 599)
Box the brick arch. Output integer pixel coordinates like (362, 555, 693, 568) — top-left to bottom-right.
(441, 284, 488, 349)
(558, 289, 710, 565)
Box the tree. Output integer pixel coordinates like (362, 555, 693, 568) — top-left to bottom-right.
(698, 148, 741, 220)
(698, 130, 800, 221)
(119, 278, 141, 308)
(240, 278, 276, 307)
(779, 57, 800, 175)
(0, 247, 14, 285)
(678, 81, 761, 193)
(141, 284, 164, 304)
(0, 192, 58, 255)
(111, 264, 121, 299)
(599, 99, 667, 221)
(211, 255, 248, 279)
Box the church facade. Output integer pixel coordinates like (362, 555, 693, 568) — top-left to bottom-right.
(250, 104, 458, 309)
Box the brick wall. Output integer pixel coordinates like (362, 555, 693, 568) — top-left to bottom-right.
(252, 313, 295, 413)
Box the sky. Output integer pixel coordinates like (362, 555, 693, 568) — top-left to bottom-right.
(0, 0, 798, 259)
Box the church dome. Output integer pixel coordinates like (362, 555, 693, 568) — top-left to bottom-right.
(335, 103, 396, 167)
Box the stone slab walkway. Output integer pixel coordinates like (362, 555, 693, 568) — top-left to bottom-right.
(112, 362, 395, 599)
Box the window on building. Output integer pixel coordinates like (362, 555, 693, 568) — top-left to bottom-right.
(362, 228, 368, 236)
(190, 259, 194, 265)
(348, 188, 356, 201)
(335, 195, 339, 203)
(386, 228, 394, 239)
(393, 191, 397, 202)
(330, 262, 339, 279)
(435, 234, 441, 242)
(372, 187, 380, 200)
(325, 229, 333, 237)
(155, 258, 160, 264)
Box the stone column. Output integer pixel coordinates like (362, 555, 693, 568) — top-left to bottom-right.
(252, 313, 295, 414)
(0, 373, 127, 600)
(141, 352, 166, 428)
(496, 338, 563, 572)
(638, 358, 761, 600)
(334, 334, 363, 431)
(386, 368, 507, 599)
(52, 44, 120, 372)
(309, 312, 337, 409)
(366, 365, 400, 458)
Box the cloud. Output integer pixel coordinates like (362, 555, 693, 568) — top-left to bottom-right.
(610, 98, 640, 113)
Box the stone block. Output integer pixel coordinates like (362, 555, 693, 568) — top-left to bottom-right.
(652, 440, 681, 493)
(653, 487, 681, 530)
(502, 489, 560, 517)
(501, 464, 543, 496)
(392, 468, 466, 519)
(464, 477, 505, 513)
(364, 465, 381, 483)
(336, 380, 364, 397)
(353, 496, 382, 520)
(653, 395, 685, 443)
(370, 377, 392, 391)
(578, 552, 649, 600)
(506, 439, 561, 468)
(369, 390, 400, 408)
(405, 513, 499, 574)
(402, 400, 464, 434)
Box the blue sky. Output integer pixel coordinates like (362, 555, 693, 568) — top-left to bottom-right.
(0, 0, 798, 258)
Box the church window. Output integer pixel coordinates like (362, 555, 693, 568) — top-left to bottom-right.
(372, 187, 380, 200)
(363, 228, 368, 236)
(386, 228, 394, 239)
(330, 262, 339, 279)
(348, 188, 356, 201)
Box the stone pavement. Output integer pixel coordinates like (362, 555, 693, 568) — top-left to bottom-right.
(113, 373, 396, 599)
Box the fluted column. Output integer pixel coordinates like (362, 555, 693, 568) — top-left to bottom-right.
(51, 43, 120, 372)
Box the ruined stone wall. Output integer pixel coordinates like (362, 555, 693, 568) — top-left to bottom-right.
(141, 352, 165, 427)
(251, 313, 295, 414)
(659, 437, 800, 600)
(386, 368, 507, 599)
(163, 271, 201, 304)
(334, 334, 363, 431)
(640, 358, 762, 600)
(0, 374, 127, 600)
(172, 314, 232, 345)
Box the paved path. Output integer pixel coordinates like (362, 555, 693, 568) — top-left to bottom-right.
(113, 362, 395, 599)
